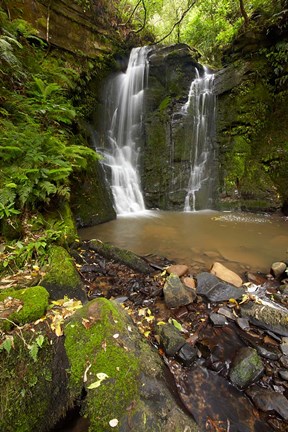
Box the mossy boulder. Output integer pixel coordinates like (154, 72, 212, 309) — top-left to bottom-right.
(70, 159, 116, 228)
(44, 201, 78, 245)
(41, 245, 86, 302)
(64, 298, 198, 431)
(0, 325, 71, 432)
(0, 286, 49, 330)
(230, 347, 264, 389)
(88, 239, 152, 274)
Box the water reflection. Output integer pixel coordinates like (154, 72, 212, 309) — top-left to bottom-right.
(79, 211, 288, 274)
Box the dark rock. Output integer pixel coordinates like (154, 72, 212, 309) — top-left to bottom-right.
(229, 347, 264, 389)
(256, 346, 279, 361)
(196, 272, 245, 302)
(209, 312, 228, 327)
(163, 274, 196, 308)
(156, 323, 186, 357)
(172, 365, 272, 431)
(247, 386, 288, 421)
(176, 343, 198, 366)
(241, 302, 288, 337)
(80, 264, 103, 273)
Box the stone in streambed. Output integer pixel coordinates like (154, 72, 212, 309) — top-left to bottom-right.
(210, 262, 243, 287)
(163, 274, 196, 308)
(246, 386, 288, 420)
(209, 312, 228, 327)
(271, 261, 287, 279)
(196, 272, 245, 302)
(229, 347, 264, 389)
(156, 323, 186, 356)
(241, 302, 288, 337)
(176, 343, 198, 366)
(183, 277, 196, 289)
(166, 264, 188, 277)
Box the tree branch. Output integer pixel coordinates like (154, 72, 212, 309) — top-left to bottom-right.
(155, 1, 196, 44)
(134, 0, 147, 34)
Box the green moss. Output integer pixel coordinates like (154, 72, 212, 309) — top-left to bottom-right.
(41, 245, 83, 300)
(0, 326, 70, 432)
(44, 201, 77, 245)
(64, 298, 141, 431)
(0, 286, 49, 330)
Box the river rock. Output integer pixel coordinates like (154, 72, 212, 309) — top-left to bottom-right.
(229, 347, 264, 389)
(183, 276, 196, 289)
(210, 262, 243, 287)
(166, 264, 189, 277)
(196, 272, 245, 302)
(163, 274, 196, 308)
(280, 338, 288, 356)
(246, 272, 267, 285)
(241, 302, 288, 337)
(172, 365, 272, 431)
(176, 343, 198, 366)
(271, 261, 287, 279)
(209, 312, 228, 327)
(64, 299, 198, 431)
(246, 386, 288, 420)
(156, 323, 186, 356)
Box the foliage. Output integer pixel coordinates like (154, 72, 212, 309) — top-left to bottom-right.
(0, 8, 98, 225)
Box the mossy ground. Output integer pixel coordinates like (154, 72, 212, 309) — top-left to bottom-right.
(0, 286, 49, 330)
(64, 298, 141, 431)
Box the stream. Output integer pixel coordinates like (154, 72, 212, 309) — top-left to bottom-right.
(79, 210, 288, 276)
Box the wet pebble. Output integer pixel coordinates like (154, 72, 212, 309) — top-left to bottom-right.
(229, 347, 264, 388)
(236, 317, 250, 331)
(209, 312, 228, 327)
(166, 264, 189, 277)
(163, 274, 196, 308)
(280, 355, 288, 369)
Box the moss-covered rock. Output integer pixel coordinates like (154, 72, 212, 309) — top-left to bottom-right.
(88, 239, 152, 274)
(0, 325, 71, 432)
(229, 347, 264, 389)
(70, 159, 116, 227)
(43, 201, 78, 245)
(64, 298, 198, 432)
(0, 286, 49, 330)
(41, 245, 86, 301)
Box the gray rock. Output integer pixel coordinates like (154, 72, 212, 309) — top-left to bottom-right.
(241, 302, 288, 337)
(196, 272, 245, 302)
(247, 386, 288, 420)
(279, 370, 288, 381)
(210, 312, 228, 327)
(218, 306, 236, 320)
(280, 340, 288, 356)
(157, 323, 186, 356)
(280, 355, 288, 369)
(163, 274, 196, 308)
(271, 262, 287, 279)
(229, 347, 264, 389)
(236, 317, 250, 331)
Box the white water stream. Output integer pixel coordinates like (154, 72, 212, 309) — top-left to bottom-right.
(183, 68, 216, 211)
(102, 47, 149, 214)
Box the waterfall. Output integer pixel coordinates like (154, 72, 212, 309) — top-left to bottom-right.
(101, 47, 149, 215)
(183, 68, 216, 212)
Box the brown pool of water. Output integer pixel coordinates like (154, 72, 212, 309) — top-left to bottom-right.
(79, 210, 288, 275)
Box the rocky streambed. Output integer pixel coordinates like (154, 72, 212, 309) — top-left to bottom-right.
(1, 239, 288, 432)
(67, 239, 288, 432)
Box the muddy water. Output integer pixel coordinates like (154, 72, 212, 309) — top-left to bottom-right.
(79, 211, 288, 275)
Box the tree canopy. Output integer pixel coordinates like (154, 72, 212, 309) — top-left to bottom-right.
(118, 0, 285, 65)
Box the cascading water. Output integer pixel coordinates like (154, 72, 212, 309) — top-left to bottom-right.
(183, 67, 216, 212)
(101, 47, 149, 215)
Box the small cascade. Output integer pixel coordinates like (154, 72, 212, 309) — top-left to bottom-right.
(183, 68, 216, 212)
(101, 47, 149, 215)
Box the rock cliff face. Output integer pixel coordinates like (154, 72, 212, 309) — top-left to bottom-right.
(142, 44, 208, 210)
(9, 0, 115, 58)
(214, 11, 288, 212)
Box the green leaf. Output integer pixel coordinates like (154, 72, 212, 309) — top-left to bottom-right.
(0, 336, 14, 354)
(36, 334, 45, 348)
(29, 343, 39, 362)
(169, 318, 183, 332)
